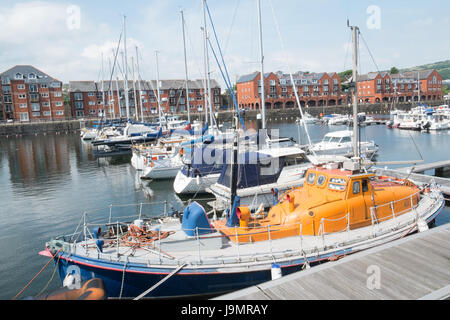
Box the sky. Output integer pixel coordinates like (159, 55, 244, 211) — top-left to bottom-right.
(0, 0, 449, 88)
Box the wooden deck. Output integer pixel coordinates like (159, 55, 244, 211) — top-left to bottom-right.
(214, 223, 450, 300)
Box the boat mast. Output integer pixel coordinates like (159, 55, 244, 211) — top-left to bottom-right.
(101, 52, 106, 120)
(203, 1, 214, 130)
(350, 22, 360, 161)
(155, 50, 162, 128)
(181, 9, 191, 124)
(201, 0, 210, 130)
(135, 46, 144, 122)
(257, 0, 266, 133)
(115, 75, 122, 118)
(131, 56, 139, 121)
(108, 56, 115, 119)
(123, 15, 130, 121)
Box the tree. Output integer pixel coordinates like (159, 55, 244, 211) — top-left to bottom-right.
(390, 67, 399, 74)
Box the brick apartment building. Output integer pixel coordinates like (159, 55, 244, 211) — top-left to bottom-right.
(357, 69, 443, 104)
(69, 79, 221, 119)
(236, 71, 348, 110)
(0, 65, 65, 122)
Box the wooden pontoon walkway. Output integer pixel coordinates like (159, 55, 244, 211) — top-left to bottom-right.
(399, 160, 450, 175)
(215, 223, 450, 300)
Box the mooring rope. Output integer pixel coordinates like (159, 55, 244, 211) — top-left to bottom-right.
(12, 248, 62, 300)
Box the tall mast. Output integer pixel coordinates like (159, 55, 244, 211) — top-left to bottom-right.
(181, 9, 191, 124)
(155, 50, 162, 128)
(135, 46, 144, 122)
(257, 0, 266, 131)
(123, 15, 130, 120)
(108, 56, 115, 119)
(201, 0, 209, 129)
(115, 76, 122, 118)
(131, 56, 139, 121)
(101, 52, 106, 120)
(350, 23, 360, 160)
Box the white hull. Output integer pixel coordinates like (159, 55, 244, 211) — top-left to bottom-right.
(174, 171, 220, 194)
(143, 166, 182, 180)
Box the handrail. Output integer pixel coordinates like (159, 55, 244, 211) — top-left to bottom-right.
(53, 189, 442, 266)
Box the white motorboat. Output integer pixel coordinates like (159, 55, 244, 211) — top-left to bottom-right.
(309, 130, 378, 158)
(327, 114, 350, 125)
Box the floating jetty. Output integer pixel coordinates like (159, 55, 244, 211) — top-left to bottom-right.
(215, 223, 450, 300)
(375, 166, 450, 197)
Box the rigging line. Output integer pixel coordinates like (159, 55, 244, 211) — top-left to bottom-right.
(343, 29, 352, 72)
(267, 0, 315, 153)
(223, 0, 241, 57)
(207, 37, 244, 131)
(205, 1, 246, 132)
(360, 31, 380, 73)
(106, 31, 123, 94)
(407, 130, 424, 162)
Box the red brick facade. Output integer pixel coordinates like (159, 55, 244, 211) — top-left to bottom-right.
(237, 71, 348, 110)
(357, 69, 443, 104)
(0, 65, 65, 122)
(69, 80, 221, 119)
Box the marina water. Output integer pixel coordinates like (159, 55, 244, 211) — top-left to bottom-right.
(0, 120, 449, 300)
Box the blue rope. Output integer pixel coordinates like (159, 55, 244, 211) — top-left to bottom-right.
(205, 1, 246, 131)
(207, 39, 246, 132)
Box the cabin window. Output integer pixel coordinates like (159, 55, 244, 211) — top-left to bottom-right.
(306, 172, 316, 184)
(341, 136, 351, 143)
(362, 179, 369, 192)
(317, 175, 326, 186)
(328, 177, 346, 191)
(353, 181, 360, 194)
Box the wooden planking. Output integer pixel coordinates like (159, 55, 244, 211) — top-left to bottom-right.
(215, 223, 450, 300)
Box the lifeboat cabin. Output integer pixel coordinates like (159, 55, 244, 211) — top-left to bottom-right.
(214, 165, 420, 243)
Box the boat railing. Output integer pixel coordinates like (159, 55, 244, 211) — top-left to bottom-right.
(368, 190, 423, 225)
(58, 188, 442, 266)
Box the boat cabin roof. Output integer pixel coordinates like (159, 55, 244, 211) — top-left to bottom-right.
(324, 130, 353, 138)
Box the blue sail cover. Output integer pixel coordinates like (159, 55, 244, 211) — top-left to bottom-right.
(216, 151, 285, 189)
(181, 145, 231, 178)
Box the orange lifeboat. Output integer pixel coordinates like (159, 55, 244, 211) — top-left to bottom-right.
(214, 165, 421, 243)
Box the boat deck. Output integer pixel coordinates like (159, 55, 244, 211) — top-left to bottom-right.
(66, 190, 442, 270)
(215, 222, 450, 300)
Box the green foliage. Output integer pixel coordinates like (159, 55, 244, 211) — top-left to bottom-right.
(390, 67, 399, 74)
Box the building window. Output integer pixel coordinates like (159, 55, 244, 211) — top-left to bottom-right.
(19, 103, 27, 109)
(54, 92, 62, 97)
(20, 113, 29, 122)
(18, 94, 26, 99)
(75, 102, 84, 110)
(31, 103, 40, 111)
(41, 93, 49, 98)
(17, 84, 25, 90)
(41, 84, 48, 89)
(15, 73, 23, 80)
(28, 73, 36, 79)
(43, 111, 51, 116)
(56, 111, 64, 116)
(29, 84, 38, 93)
(74, 93, 83, 100)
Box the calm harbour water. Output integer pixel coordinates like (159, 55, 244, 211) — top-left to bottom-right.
(0, 120, 449, 300)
